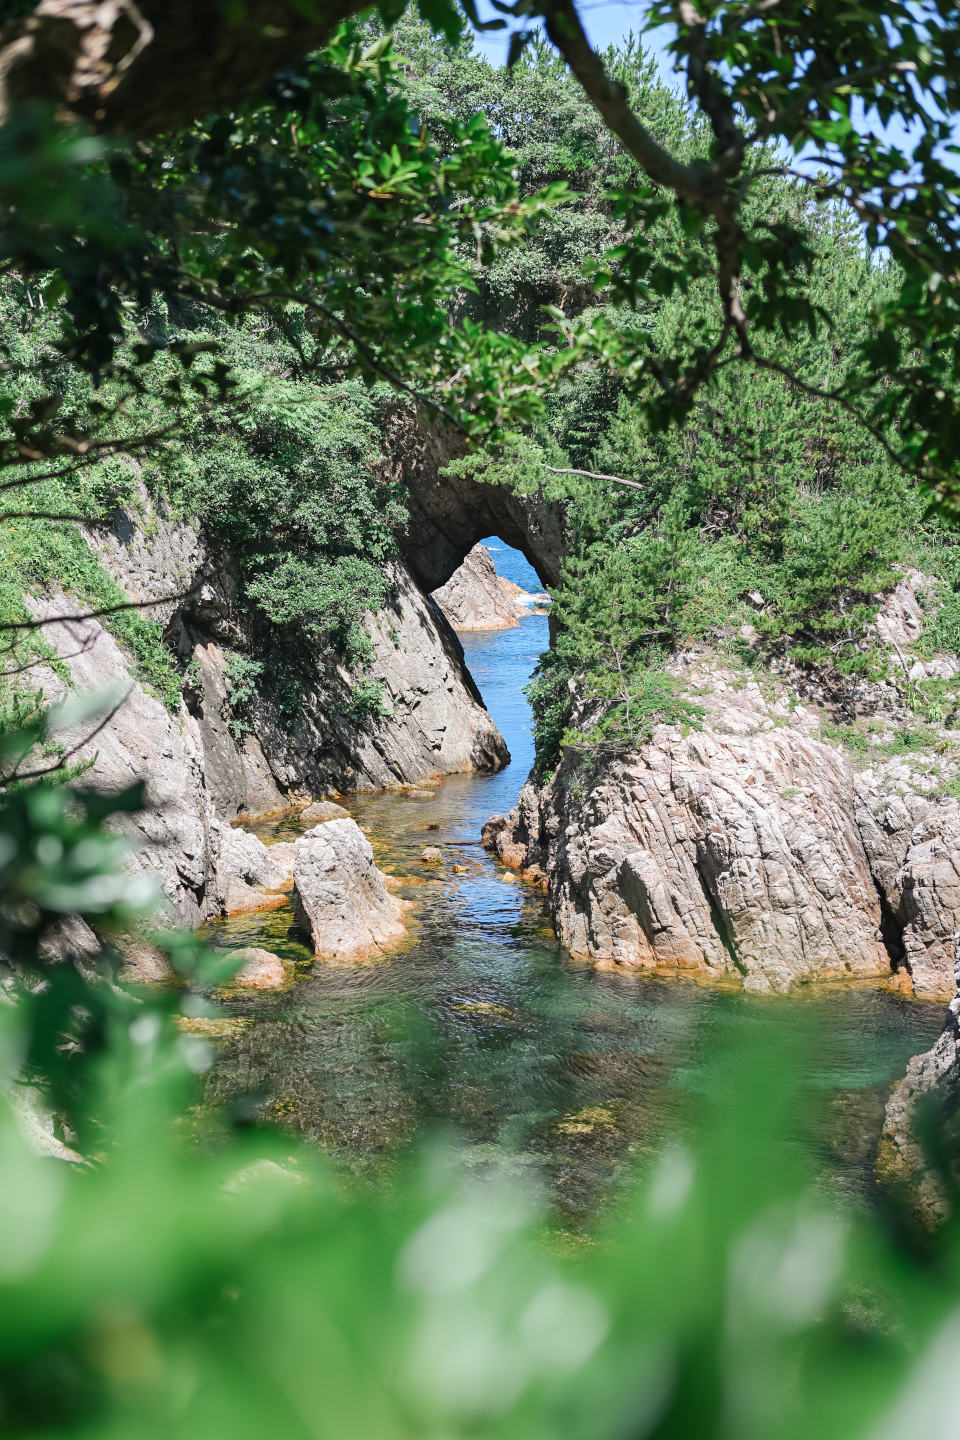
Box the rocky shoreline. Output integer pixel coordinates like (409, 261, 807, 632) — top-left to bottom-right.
(483, 575, 960, 1002)
(24, 486, 510, 937)
(23, 490, 960, 1223)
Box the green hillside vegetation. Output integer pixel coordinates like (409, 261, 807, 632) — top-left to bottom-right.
(5, 23, 956, 768)
(393, 25, 959, 766)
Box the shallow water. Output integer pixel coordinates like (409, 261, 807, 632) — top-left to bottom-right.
(201, 543, 944, 1223)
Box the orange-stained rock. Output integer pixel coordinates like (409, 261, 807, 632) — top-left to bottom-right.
(232, 947, 291, 990)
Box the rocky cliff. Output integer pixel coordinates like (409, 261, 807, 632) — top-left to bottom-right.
(431, 542, 538, 631)
(484, 575, 960, 1000)
(20, 486, 508, 927)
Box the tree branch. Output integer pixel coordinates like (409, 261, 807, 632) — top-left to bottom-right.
(0, 0, 361, 137)
(545, 465, 646, 490)
(0, 587, 200, 635)
(7, 691, 132, 785)
(540, 0, 716, 207)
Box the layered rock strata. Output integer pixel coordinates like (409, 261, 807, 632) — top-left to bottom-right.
(293, 819, 409, 960)
(15, 485, 510, 927)
(90, 488, 509, 803)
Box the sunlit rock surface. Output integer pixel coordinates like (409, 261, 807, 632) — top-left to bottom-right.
(485, 574, 960, 999)
(431, 543, 535, 631)
(293, 819, 409, 960)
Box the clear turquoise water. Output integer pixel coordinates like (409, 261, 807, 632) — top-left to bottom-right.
(201, 546, 944, 1223)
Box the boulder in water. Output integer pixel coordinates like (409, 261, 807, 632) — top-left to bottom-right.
(431, 543, 534, 631)
(301, 800, 350, 824)
(293, 819, 408, 960)
(232, 947, 291, 990)
(217, 825, 292, 915)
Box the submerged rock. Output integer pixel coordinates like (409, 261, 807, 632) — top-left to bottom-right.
(232, 947, 291, 990)
(293, 819, 408, 960)
(300, 800, 350, 824)
(420, 846, 443, 864)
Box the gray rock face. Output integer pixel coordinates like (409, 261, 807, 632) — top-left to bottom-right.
(485, 660, 960, 997)
(307, 559, 508, 790)
(85, 484, 509, 802)
(22, 600, 296, 928)
(880, 958, 960, 1229)
(25, 595, 221, 927)
(188, 643, 286, 820)
(180, 558, 510, 798)
(293, 819, 408, 960)
(216, 824, 292, 915)
(855, 776, 960, 998)
(431, 543, 532, 631)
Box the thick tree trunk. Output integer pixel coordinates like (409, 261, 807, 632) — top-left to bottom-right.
(0, 0, 360, 135)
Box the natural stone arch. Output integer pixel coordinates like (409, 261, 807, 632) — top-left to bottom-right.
(388, 419, 565, 595)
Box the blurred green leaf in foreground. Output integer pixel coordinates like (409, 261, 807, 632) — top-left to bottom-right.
(1, 705, 960, 1440)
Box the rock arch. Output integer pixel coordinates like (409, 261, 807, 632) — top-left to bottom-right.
(390, 422, 565, 594)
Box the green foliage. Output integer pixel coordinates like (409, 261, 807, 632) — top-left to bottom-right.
(0, 501, 181, 712)
(340, 675, 391, 722)
(541, 538, 706, 763)
(476, 0, 960, 504)
(220, 653, 264, 739)
(2, 709, 960, 1438)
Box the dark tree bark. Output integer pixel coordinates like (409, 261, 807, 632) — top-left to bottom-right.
(0, 0, 362, 136)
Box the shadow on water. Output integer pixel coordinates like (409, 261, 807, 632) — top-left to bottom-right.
(200, 543, 945, 1224)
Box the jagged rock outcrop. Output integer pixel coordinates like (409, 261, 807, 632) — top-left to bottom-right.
(26, 594, 222, 927)
(24, 595, 309, 931)
(216, 824, 293, 915)
(188, 643, 287, 820)
(10, 484, 511, 934)
(242, 560, 509, 795)
(485, 636, 960, 997)
(855, 777, 960, 998)
(880, 959, 960, 1228)
(293, 819, 409, 960)
(89, 490, 509, 806)
(431, 543, 536, 631)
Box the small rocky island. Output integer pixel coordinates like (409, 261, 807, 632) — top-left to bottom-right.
(430, 542, 543, 630)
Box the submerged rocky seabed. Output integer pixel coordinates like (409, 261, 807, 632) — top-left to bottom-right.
(197, 577, 947, 1223)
